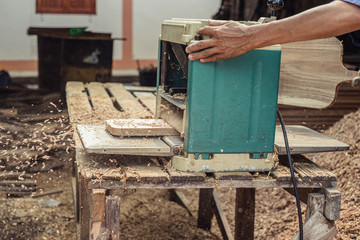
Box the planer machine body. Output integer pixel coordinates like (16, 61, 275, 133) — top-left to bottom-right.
(156, 18, 281, 172)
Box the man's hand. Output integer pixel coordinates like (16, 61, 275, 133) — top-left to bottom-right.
(185, 20, 254, 62)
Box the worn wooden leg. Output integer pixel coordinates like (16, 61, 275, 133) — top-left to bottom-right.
(212, 189, 234, 240)
(79, 174, 90, 240)
(105, 196, 121, 240)
(89, 189, 106, 240)
(235, 188, 255, 240)
(305, 193, 325, 221)
(197, 188, 214, 230)
(169, 189, 194, 217)
(323, 188, 341, 221)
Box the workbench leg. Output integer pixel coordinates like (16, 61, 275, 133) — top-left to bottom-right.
(105, 196, 121, 240)
(197, 188, 214, 230)
(305, 193, 325, 221)
(79, 175, 90, 240)
(89, 189, 107, 240)
(235, 188, 255, 240)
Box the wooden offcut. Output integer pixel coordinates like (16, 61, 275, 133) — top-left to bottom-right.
(291, 211, 337, 240)
(106, 119, 178, 137)
(279, 37, 358, 109)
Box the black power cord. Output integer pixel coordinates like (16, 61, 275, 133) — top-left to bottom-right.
(277, 108, 304, 240)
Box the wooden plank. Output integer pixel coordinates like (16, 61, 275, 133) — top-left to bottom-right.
(99, 155, 169, 184)
(167, 170, 206, 182)
(291, 211, 337, 240)
(270, 165, 295, 181)
(89, 189, 106, 240)
(235, 188, 255, 240)
(294, 162, 337, 182)
(105, 119, 178, 137)
(107, 83, 151, 118)
(77, 124, 172, 156)
(306, 193, 325, 222)
(197, 189, 214, 230)
(87, 82, 118, 114)
(0, 186, 36, 193)
(124, 85, 156, 92)
(0, 108, 17, 116)
(79, 173, 90, 240)
(279, 155, 337, 182)
(214, 172, 252, 181)
(0, 180, 36, 187)
(158, 98, 184, 134)
(91, 189, 106, 222)
(65, 81, 92, 123)
(133, 91, 157, 114)
(31, 189, 63, 198)
(0, 173, 32, 180)
(89, 175, 336, 190)
(212, 189, 234, 240)
(75, 139, 171, 185)
(279, 37, 358, 109)
(120, 158, 170, 183)
(275, 125, 349, 155)
(323, 188, 341, 220)
(105, 196, 121, 240)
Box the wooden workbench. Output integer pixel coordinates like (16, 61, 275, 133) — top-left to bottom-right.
(66, 81, 341, 240)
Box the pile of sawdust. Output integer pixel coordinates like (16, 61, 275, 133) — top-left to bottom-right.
(306, 109, 360, 239)
(223, 108, 360, 239)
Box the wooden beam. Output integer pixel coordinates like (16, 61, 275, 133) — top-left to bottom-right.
(235, 188, 255, 240)
(197, 189, 214, 230)
(106, 196, 121, 240)
(212, 189, 234, 240)
(305, 193, 325, 222)
(90, 189, 106, 240)
(169, 189, 194, 217)
(291, 211, 337, 240)
(323, 188, 341, 221)
(284, 188, 320, 204)
(79, 174, 90, 240)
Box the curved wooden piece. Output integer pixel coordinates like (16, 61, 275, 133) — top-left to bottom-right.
(279, 37, 358, 109)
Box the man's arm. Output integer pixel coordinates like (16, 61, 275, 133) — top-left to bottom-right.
(186, 0, 360, 62)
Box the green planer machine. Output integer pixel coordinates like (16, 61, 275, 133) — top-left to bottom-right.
(156, 18, 281, 172)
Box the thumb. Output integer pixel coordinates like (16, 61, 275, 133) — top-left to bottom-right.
(208, 19, 228, 26)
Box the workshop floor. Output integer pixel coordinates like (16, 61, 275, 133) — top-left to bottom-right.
(0, 86, 359, 239)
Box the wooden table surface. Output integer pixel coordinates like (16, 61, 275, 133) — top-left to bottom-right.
(67, 81, 337, 190)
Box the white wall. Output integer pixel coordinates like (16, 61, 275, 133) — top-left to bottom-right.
(0, 0, 220, 61)
(0, 0, 123, 61)
(133, 0, 220, 59)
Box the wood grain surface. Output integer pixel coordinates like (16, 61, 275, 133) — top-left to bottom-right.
(279, 37, 358, 109)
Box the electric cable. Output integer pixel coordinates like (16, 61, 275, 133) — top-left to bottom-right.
(277, 108, 303, 240)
